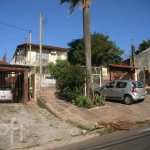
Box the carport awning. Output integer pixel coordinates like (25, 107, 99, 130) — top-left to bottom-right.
(109, 64, 138, 69)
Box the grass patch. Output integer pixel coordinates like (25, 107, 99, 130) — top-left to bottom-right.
(71, 134, 82, 137)
(97, 127, 116, 135)
(13, 121, 18, 124)
(54, 138, 62, 141)
(135, 120, 150, 125)
(78, 125, 91, 132)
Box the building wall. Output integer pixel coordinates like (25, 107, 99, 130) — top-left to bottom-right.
(26, 47, 67, 65)
(134, 48, 150, 84)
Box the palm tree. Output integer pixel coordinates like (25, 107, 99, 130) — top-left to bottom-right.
(60, 0, 94, 101)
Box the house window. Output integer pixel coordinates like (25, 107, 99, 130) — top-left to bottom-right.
(36, 52, 39, 61)
(36, 52, 49, 62)
(57, 54, 61, 60)
(42, 53, 49, 62)
(43, 75, 56, 84)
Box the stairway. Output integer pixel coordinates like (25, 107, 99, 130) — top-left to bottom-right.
(38, 87, 57, 99)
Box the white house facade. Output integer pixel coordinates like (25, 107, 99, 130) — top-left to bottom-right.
(10, 43, 68, 102)
(11, 43, 68, 67)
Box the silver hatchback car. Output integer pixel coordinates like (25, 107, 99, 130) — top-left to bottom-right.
(94, 80, 147, 105)
(0, 85, 13, 103)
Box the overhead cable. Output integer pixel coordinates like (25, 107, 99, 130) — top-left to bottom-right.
(0, 21, 29, 32)
(0, 34, 22, 42)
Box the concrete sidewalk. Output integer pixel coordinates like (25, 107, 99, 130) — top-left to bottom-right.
(37, 94, 150, 129)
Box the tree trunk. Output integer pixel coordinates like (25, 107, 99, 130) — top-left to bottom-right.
(83, 6, 94, 101)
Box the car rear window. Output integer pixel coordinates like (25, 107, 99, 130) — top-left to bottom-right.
(132, 81, 144, 88)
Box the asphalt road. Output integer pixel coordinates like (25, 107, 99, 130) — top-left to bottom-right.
(52, 123, 150, 150)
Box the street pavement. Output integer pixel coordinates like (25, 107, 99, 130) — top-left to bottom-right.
(37, 91, 150, 129)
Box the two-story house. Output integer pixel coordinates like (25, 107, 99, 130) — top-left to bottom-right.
(11, 42, 68, 102)
(11, 43, 68, 66)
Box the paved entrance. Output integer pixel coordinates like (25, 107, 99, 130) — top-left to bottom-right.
(38, 94, 150, 128)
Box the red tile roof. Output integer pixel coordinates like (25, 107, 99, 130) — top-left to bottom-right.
(109, 64, 138, 69)
(0, 61, 8, 64)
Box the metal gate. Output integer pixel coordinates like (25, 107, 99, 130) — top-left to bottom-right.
(92, 67, 110, 90)
(0, 71, 24, 103)
(92, 67, 101, 89)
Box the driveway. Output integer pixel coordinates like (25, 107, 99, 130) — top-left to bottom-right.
(37, 94, 150, 129)
(0, 96, 150, 150)
(0, 103, 98, 150)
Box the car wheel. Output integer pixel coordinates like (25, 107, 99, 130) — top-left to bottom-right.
(94, 92, 100, 97)
(124, 95, 133, 105)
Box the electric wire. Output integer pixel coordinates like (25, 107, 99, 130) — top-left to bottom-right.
(0, 21, 30, 32)
(0, 34, 23, 42)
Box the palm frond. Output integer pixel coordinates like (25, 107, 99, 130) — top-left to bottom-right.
(60, 0, 93, 15)
(60, 0, 72, 4)
(69, 0, 80, 14)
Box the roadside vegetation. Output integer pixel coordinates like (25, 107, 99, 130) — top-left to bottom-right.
(54, 1, 149, 108)
(75, 120, 150, 137)
(46, 60, 106, 108)
(45, 32, 123, 108)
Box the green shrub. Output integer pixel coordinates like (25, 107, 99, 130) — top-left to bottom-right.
(75, 95, 92, 108)
(94, 95, 106, 106)
(67, 87, 83, 100)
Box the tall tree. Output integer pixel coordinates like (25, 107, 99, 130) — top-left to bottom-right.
(68, 32, 123, 66)
(60, 0, 94, 101)
(138, 39, 150, 53)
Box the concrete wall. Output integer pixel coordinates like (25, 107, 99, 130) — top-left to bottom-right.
(134, 48, 150, 84)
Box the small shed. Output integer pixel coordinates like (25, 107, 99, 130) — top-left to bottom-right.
(109, 64, 138, 81)
(0, 62, 30, 104)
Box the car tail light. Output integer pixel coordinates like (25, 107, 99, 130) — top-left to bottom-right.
(132, 86, 137, 93)
(10, 91, 13, 94)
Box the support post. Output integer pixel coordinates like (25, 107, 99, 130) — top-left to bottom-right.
(23, 70, 28, 104)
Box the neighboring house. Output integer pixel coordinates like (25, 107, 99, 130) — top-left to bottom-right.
(109, 64, 137, 81)
(11, 43, 68, 102)
(11, 43, 68, 67)
(122, 58, 130, 66)
(134, 47, 150, 85)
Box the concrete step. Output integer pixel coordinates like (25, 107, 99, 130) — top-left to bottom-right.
(38, 87, 57, 99)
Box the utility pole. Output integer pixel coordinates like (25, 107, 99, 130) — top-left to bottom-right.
(29, 30, 32, 87)
(131, 44, 136, 80)
(30, 30, 32, 68)
(39, 12, 43, 83)
(131, 44, 135, 67)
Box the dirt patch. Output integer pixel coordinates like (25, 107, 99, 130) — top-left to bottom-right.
(111, 121, 136, 130)
(93, 120, 136, 131)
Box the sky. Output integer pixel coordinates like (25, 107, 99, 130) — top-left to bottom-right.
(0, 0, 150, 63)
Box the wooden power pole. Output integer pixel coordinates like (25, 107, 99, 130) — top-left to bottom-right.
(39, 12, 42, 75)
(131, 44, 135, 67)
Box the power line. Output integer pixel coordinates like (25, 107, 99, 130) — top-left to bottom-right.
(0, 34, 22, 42)
(0, 21, 29, 32)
